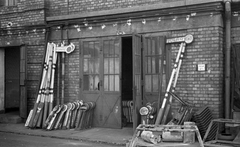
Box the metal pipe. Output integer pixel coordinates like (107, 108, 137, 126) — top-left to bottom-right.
(224, 1, 231, 119)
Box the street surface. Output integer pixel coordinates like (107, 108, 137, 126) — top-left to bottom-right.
(0, 132, 124, 147)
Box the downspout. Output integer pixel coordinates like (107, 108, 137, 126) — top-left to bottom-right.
(225, 0, 231, 119)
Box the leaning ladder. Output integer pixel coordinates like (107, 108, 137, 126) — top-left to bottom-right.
(155, 34, 194, 125)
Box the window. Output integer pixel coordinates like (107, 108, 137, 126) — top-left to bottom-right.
(0, 0, 18, 6)
(103, 39, 120, 92)
(83, 41, 100, 91)
(144, 37, 165, 93)
(82, 38, 120, 92)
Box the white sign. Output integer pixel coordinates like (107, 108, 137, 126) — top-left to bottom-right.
(197, 64, 207, 71)
(166, 34, 194, 44)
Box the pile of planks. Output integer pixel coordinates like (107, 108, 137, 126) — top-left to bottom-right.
(25, 43, 58, 129)
(44, 100, 96, 130)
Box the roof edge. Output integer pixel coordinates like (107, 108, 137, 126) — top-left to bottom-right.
(46, 0, 223, 22)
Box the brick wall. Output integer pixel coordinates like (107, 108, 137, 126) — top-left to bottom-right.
(232, 27, 240, 44)
(170, 27, 224, 118)
(63, 39, 80, 103)
(0, 0, 46, 111)
(46, 0, 182, 16)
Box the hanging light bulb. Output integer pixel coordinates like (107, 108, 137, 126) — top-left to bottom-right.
(77, 27, 81, 32)
(186, 15, 190, 21)
(57, 26, 61, 30)
(88, 25, 93, 30)
(127, 19, 131, 26)
(116, 31, 120, 35)
(142, 19, 146, 24)
(191, 12, 196, 16)
(101, 24, 106, 29)
(33, 29, 37, 34)
(173, 16, 177, 21)
(113, 22, 118, 27)
(158, 17, 162, 22)
(83, 19, 88, 26)
(74, 25, 79, 28)
(210, 12, 213, 17)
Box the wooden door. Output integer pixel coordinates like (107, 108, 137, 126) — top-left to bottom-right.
(80, 38, 101, 126)
(132, 34, 142, 130)
(142, 36, 166, 110)
(102, 37, 121, 128)
(0, 49, 4, 112)
(20, 45, 27, 118)
(80, 37, 121, 128)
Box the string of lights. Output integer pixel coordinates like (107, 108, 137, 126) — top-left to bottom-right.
(0, 11, 239, 37)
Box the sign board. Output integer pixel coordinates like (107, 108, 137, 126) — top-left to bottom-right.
(196, 64, 207, 71)
(55, 43, 75, 54)
(166, 34, 193, 44)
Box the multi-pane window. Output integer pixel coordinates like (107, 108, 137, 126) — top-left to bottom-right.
(83, 41, 100, 91)
(145, 37, 165, 93)
(103, 39, 120, 92)
(82, 38, 120, 92)
(0, 0, 18, 6)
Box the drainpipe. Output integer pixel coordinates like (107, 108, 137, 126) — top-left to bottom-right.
(225, 0, 231, 119)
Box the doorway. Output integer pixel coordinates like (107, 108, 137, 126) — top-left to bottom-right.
(5, 47, 20, 113)
(121, 36, 133, 127)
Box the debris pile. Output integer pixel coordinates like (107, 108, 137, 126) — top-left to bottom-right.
(128, 124, 204, 147)
(122, 100, 133, 123)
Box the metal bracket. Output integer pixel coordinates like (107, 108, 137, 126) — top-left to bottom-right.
(55, 43, 75, 54)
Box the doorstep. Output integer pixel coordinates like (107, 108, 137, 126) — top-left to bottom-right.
(0, 112, 23, 124)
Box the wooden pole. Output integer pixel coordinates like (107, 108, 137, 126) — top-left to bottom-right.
(41, 43, 54, 126)
(28, 42, 50, 128)
(155, 43, 184, 125)
(49, 43, 58, 114)
(161, 43, 186, 124)
(56, 52, 61, 105)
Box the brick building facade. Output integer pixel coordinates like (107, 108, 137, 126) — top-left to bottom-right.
(0, 0, 240, 129)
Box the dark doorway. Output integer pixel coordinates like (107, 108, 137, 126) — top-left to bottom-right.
(5, 47, 20, 113)
(121, 37, 133, 127)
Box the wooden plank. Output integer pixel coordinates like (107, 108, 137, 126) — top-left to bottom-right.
(132, 34, 142, 130)
(0, 49, 4, 112)
(20, 45, 27, 118)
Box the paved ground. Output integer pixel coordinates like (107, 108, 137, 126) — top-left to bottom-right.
(0, 132, 124, 147)
(0, 123, 204, 147)
(0, 123, 132, 146)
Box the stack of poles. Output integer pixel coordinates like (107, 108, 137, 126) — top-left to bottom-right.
(42, 101, 96, 131)
(26, 43, 58, 129)
(155, 42, 186, 125)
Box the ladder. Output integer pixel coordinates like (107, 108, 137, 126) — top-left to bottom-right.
(155, 34, 194, 125)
